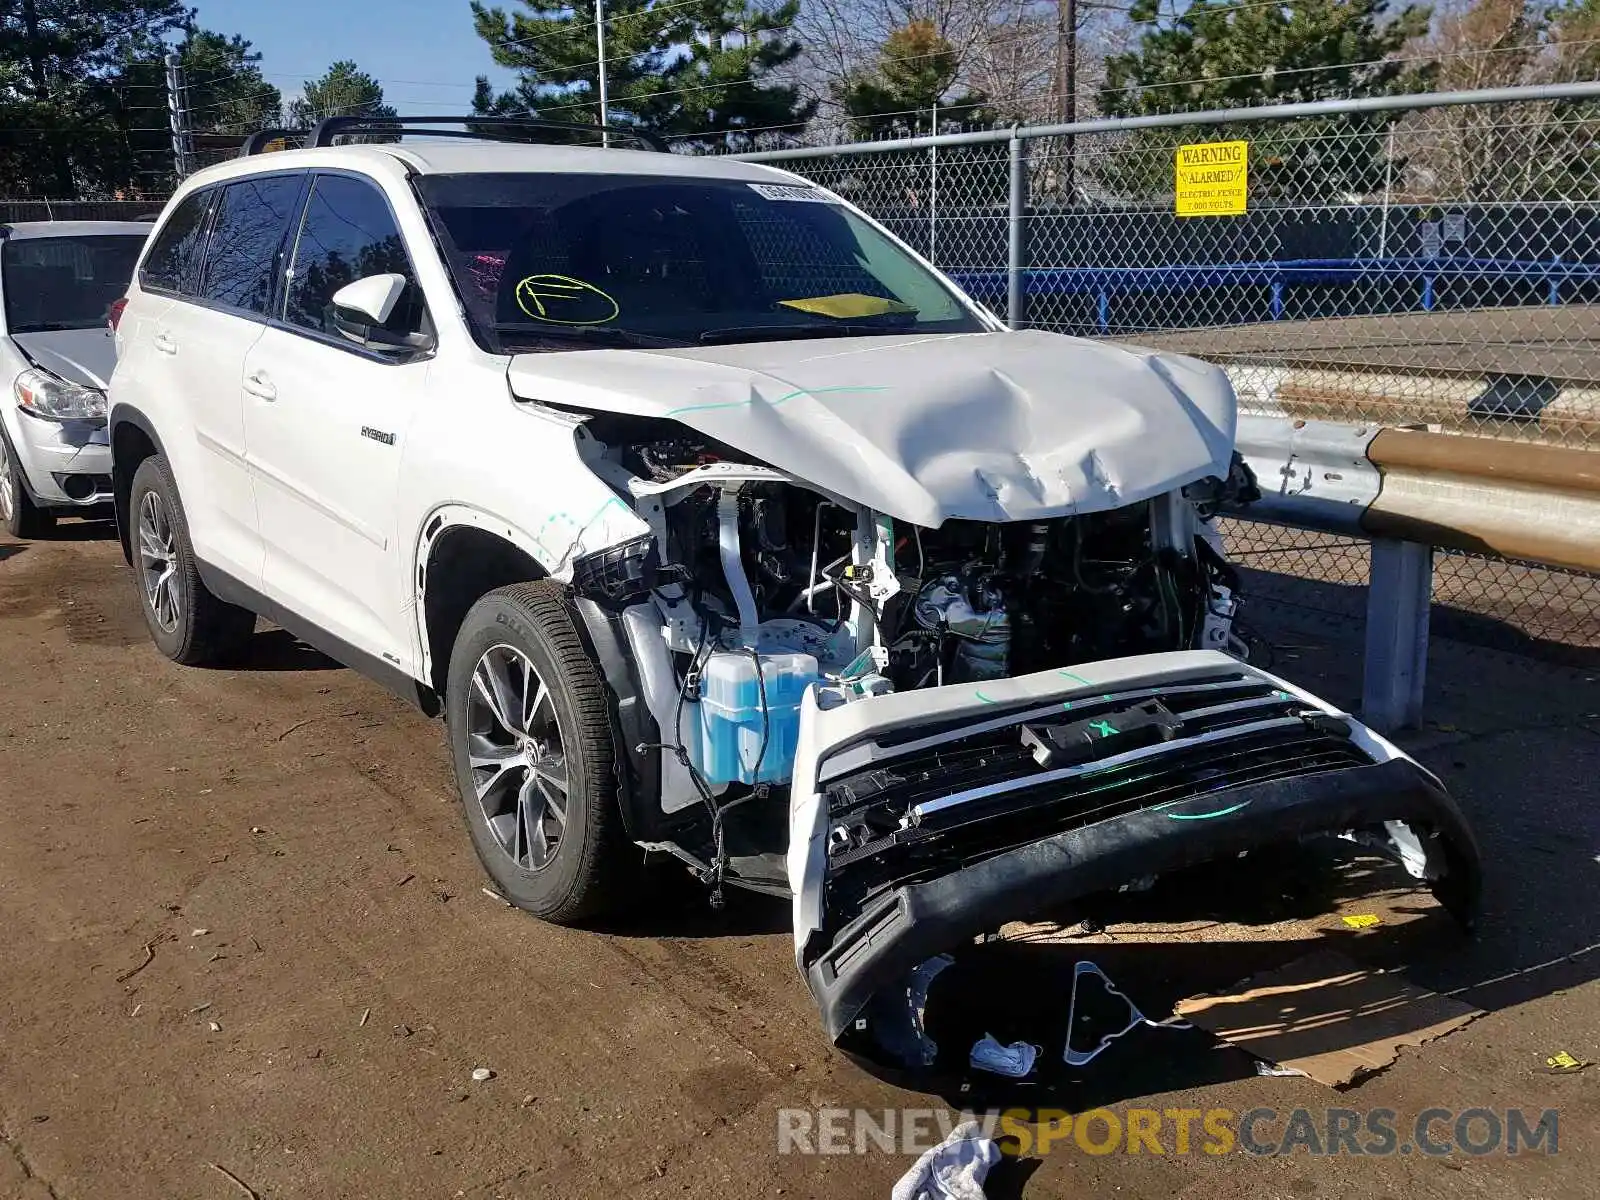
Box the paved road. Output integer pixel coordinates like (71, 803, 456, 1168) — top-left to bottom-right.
(0, 527, 1595, 1199)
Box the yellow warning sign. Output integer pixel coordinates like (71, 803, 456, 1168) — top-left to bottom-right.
(1175, 140, 1249, 217)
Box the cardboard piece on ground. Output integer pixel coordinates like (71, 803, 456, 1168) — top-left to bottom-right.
(1174, 948, 1483, 1087)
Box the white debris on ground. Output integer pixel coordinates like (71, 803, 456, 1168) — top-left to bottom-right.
(891, 1120, 1000, 1200)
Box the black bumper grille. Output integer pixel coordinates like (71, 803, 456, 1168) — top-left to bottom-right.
(823, 669, 1372, 872)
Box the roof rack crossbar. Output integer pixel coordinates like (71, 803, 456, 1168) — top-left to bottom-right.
(238, 129, 309, 157)
(305, 115, 668, 153)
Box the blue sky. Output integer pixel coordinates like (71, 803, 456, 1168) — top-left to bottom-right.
(191, 0, 521, 112)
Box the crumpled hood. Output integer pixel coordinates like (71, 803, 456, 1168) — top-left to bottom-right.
(10, 328, 117, 390)
(507, 330, 1237, 526)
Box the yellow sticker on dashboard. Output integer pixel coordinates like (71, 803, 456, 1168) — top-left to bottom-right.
(777, 293, 915, 319)
(513, 274, 620, 325)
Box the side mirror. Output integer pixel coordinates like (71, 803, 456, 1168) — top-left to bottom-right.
(331, 273, 406, 327)
(329, 273, 433, 353)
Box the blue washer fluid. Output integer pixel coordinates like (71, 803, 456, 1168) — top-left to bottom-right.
(691, 650, 820, 786)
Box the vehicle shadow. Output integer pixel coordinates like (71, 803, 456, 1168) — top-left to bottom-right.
(0, 543, 24, 564)
(590, 868, 791, 939)
(224, 627, 343, 672)
(44, 516, 119, 541)
(1238, 563, 1600, 669)
(840, 825, 1599, 1108)
(983, 1156, 1043, 1200)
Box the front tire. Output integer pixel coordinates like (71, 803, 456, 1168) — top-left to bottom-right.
(446, 582, 632, 924)
(129, 455, 255, 664)
(0, 427, 55, 538)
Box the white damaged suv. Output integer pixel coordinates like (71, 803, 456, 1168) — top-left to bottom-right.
(110, 118, 1479, 1056)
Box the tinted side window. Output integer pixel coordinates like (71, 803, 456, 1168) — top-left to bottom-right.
(196, 175, 304, 314)
(140, 189, 213, 295)
(285, 174, 424, 338)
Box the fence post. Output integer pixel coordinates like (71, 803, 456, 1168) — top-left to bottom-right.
(1362, 538, 1432, 733)
(164, 52, 194, 181)
(1007, 130, 1027, 330)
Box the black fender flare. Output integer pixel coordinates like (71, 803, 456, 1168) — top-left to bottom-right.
(107, 403, 169, 564)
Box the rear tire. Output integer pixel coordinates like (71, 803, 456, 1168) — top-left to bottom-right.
(129, 454, 255, 664)
(0, 427, 55, 539)
(445, 581, 634, 924)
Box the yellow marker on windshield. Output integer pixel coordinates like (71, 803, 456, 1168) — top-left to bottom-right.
(514, 274, 619, 325)
(777, 294, 915, 320)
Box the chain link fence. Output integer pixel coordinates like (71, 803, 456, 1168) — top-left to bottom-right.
(735, 87, 1600, 660)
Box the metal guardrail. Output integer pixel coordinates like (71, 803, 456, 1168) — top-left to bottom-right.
(1229, 419, 1598, 731)
(1364, 431, 1600, 574)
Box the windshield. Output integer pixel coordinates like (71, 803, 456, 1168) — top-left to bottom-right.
(415, 172, 988, 351)
(2, 235, 145, 334)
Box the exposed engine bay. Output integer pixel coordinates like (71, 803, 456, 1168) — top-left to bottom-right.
(656, 474, 1243, 688)
(571, 413, 1258, 823)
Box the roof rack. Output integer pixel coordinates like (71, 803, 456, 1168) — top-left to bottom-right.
(237, 128, 308, 157)
(300, 115, 668, 153)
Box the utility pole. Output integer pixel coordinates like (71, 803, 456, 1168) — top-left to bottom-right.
(165, 51, 194, 181)
(595, 0, 610, 146)
(929, 101, 939, 265)
(1056, 0, 1077, 202)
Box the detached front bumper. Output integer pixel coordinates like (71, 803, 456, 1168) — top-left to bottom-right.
(787, 650, 1481, 1044)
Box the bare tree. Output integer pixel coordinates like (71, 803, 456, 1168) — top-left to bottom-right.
(1401, 0, 1600, 202)
(793, 0, 1133, 136)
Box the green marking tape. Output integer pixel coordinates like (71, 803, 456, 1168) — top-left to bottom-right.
(532, 496, 629, 557)
(1090, 720, 1118, 738)
(1164, 801, 1252, 821)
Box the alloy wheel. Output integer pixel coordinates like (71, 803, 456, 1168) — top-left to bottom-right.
(0, 436, 13, 523)
(137, 490, 180, 632)
(466, 644, 570, 872)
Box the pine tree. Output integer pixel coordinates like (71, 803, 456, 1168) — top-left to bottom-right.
(469, 0, 812, 138)
(811, 21, 1006, 224)
(656, 0, 814, 141)
(103, 31, 283, 194)
(288, 60, 396, 128)
(0, 0, 189, 198)
(837, 20, 992, 140)
(1102, 0, 1431, 116)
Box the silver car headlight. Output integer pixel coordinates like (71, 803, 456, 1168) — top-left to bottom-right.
(14, 368, 106, 421)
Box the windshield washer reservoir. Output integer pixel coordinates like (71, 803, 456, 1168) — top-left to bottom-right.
(692, 651, 820, 785)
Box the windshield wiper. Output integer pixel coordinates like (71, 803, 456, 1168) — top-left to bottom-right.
(698, 321, 916, 346)
(491, 323, 685, 350)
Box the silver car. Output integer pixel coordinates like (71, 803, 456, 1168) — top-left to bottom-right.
(0, 221, 150, 536)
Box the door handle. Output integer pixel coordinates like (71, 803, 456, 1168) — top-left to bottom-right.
(152, 331, 178, 355)
(243, 370, 277, 402)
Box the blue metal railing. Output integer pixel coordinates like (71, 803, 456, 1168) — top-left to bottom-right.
(947, 257, 1600, 333)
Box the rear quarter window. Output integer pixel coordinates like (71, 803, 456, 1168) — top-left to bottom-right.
(140, 189, 214, 296)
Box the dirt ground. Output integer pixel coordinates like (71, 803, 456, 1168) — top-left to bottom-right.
(1, 524, 1596, 1199)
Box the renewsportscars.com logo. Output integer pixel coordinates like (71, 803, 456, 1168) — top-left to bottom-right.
(776, 1106, 1560, 1158)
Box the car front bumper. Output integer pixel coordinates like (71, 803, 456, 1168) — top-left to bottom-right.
(787, 650, 1482, 1045)
(9, 412, 113, 506)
